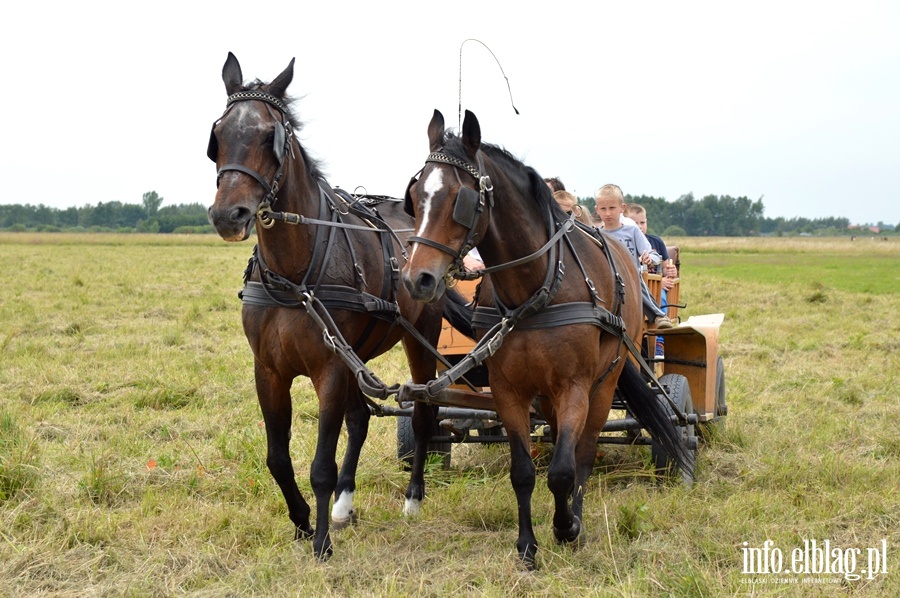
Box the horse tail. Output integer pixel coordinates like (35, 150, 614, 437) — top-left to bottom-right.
(442, 287, 476, 339)
(617, 359, 693, 475)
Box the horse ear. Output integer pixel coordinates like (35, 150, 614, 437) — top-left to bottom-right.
(268, 58, 295, 99)
(427, 109, 444, 152)
(461, 109, 481, 159)
(222, 52, 243, 95)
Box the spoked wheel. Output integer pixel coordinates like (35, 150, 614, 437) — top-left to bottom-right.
(698, 355, 727, 441)
(396, 414, 451, 470)
(651, 373, 697, 486)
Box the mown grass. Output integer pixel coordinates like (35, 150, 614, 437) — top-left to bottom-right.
(0, 233, 897, 596)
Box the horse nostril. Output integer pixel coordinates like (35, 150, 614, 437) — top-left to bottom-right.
(229, 206, 252, 222)
(416, 272, 437, 293)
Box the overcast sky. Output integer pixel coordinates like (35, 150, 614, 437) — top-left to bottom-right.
(3, 1, 898, 225)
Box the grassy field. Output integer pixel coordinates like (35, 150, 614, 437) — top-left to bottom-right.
(0, 233, 897, 597)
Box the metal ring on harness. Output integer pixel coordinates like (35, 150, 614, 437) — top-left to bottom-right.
(257, 203, 277, 229)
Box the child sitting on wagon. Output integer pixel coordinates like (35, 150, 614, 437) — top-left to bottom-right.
(594, 184, 673, 330)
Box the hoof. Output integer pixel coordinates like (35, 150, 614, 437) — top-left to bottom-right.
(313, 538, 334, 562)
(553, 516, 582, 544)
(331, 512, 358, 531)
(517, 542, 538, 571)
(331, 490, 356, 529)
(294, 525, 314, 541)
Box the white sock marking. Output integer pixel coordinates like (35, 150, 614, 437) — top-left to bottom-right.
(331, 490, 355, 523)
(404, 497, 422, 517)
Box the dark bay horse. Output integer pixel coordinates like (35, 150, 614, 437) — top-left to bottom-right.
(401, 109, 691, 568)
(206, 54, 469, 560)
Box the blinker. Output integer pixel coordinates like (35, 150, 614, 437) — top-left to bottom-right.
(207, 126, 218, 162)
(273, 122, 286, 163)
(403, 175, 419, 216)
(453, 186, 481, 229)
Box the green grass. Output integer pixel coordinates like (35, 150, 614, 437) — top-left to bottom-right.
(0, 233, 897, 596)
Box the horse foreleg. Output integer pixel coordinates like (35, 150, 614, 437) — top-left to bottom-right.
(508, 426, 538, 568)
(255, 362, 314, 541)
(331, 387, 370, 529)
(494, 393, 539, 569)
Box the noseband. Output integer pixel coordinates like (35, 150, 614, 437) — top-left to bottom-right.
(207, 90, 295, 228)
(407, 152, 494, 282)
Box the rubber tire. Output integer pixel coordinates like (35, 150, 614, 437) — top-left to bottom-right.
(698, 355, 727, 441)
(396, 416, 451, 470)
(651, 373, 697, 486)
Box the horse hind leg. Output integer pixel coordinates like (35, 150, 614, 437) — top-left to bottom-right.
(403, 402, 441, 516)
(546, 392, 590, 546)
(331, 385, 370, 529)
(571, 376, 618, 525)
(400, 315, 442, 518)
(255, 362, 314, 541)
(307, 371, 355, 561)
(548, 438, 582, 545)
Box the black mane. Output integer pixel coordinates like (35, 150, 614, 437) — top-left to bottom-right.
(440, 132, 567, 221)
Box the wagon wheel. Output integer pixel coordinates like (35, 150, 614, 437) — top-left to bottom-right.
(651, 373, 697, 486)
(698, 355, 727, 442)
(396, 415, 451, 471)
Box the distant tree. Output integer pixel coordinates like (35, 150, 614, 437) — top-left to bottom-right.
(581, 195, 595, 216)
(155, 203, 209, 233)
(142, 191, 164, 217)
(59, 206, 79, 228)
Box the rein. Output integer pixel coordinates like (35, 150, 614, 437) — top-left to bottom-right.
(258, 193, 414, 263)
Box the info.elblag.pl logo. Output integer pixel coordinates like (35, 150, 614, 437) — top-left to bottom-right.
(741, 539, 889, 584)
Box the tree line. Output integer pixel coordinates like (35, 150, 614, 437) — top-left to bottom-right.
(0, 192, 211, 234)
(0, 190, 894, 236)
(580, 192, 894, 237)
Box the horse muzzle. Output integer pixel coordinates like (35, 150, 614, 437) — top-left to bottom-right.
(401, 268, 447, 303)
(208, 202, 255, 242)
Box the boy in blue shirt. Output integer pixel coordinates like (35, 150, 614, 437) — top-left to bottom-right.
(594, 184, 673, 329)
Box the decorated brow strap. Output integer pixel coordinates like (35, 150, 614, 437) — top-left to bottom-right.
(226, 90, 288, 112)
(425, 152, 482, 181)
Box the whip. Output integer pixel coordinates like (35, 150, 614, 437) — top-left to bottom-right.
(458, 38, 519, 130)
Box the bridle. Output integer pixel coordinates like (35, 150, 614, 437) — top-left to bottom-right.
(405, 152, 494, 283)
(405, 150, 577, 286)
(207, 90, 295, 228)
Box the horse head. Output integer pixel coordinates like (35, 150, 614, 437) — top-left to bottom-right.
(206, 52, 296, 241)
(402, 109, 492, 302)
